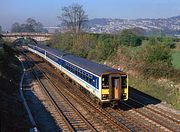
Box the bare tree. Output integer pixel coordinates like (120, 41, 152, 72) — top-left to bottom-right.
(58, 3, 88, 34)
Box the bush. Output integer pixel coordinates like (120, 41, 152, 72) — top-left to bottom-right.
(51, 32, 74, 51)
(72, 34, 97, 58)
(87, 37, 116, 61)
(137, 43, 173, 78)
(118, 29, 142, 47)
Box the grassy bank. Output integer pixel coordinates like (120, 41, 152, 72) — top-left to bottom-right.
(129, 75, 180, 110)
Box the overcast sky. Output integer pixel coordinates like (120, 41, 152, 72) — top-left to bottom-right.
(0, 0, 180, 31)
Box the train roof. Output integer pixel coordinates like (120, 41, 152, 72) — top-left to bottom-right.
(62, 54, 121, 76)
(35, 43, 121, 76)
(37, 43, 67, 57)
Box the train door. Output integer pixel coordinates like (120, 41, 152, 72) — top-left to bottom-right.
(109, 75, 121, 100)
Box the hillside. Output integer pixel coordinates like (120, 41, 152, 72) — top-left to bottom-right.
(86, 16, 180, 36)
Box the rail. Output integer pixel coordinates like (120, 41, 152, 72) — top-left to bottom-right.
(25, 54, 97, 132)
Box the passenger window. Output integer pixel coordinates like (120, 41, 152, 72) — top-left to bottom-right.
(74, 68, 77, 74)
(73, 67, 76, 74)
(70, 66, 72, 72)
(77, 69, 79, 76)
(78, 69, 80, 76)
(68, 65, 70, 70)
(86, 74, 89, 81)
(80, 71, 83, 78)
(82, 72, 85, 79)
(71, 66, 74, 72)
(89, 75, 93, 84)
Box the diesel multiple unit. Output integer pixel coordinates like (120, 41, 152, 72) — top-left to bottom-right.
(28, 43, 128, 106)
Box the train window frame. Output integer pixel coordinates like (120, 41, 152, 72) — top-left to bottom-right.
(80, 71, 83, 78)
(85, 73, 89, 81)
(82, 71, 85, 79)
(67, 63, 70, 69)
(73, 66, 75, 72)
(77, 69, 80, 76)
(69, 65, 71, 72)
(89, 75, 93, 84)
(75, 67, 78, 75)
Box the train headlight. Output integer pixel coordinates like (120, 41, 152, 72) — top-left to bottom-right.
(102, 94, 108, 100)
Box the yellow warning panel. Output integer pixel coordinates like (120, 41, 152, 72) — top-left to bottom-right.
(102, 89, 109, 94)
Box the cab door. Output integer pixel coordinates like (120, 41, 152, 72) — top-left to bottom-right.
(109, 75, 121, 100)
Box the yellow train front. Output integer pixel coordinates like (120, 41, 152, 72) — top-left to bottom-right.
(100, 73, 128, 106)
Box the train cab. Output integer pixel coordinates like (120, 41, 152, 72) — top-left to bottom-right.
(101, 73, 128, 106)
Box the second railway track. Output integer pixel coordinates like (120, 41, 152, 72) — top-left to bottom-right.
(121, 97, 180, 131)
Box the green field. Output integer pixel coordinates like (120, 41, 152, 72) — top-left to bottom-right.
(172, 51, 180, 69)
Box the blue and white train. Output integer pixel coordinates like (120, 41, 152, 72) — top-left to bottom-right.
(27, 43, 128, 106)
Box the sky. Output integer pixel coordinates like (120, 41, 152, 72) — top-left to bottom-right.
(0, 0, 180, 31)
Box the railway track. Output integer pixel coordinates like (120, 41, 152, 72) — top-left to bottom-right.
(122, 98, 180, 131)
(131, 97, 180, 124)
(24, 54, 97, 131)
(130, 91, 180, 123)
(105, 107, 156, 131)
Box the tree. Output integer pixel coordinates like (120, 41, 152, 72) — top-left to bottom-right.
(118, 29, 142, 47)
(11, 18, 47, 33)
(11, 22, 21, 32)
(58, 3, 88, 34)
(160, 36, 176, 48)
(35, 22, 44, 32)
(137, 43, 173, 78)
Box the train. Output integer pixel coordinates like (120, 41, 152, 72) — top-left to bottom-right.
(27, 43, 128, 107)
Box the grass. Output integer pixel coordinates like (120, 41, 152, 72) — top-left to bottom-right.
(172, 51, 180, 69)
(129, 75, 180, 110)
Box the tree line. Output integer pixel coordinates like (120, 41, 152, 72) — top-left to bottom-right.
(11, 18, 48, 33)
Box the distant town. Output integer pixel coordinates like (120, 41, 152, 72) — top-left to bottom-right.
(52, 16, 180, 36)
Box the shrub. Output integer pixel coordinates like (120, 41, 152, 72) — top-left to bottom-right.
(137, 43, 173, 78)
(72, 34, 97, 58)
(87, 37, 116, 61)
(118, 29, 142, 47)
